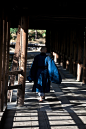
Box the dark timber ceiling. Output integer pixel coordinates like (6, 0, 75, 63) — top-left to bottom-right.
(5, 2, 86, 28)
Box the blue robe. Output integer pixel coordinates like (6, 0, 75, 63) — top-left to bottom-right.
(27, 53, 62, 93)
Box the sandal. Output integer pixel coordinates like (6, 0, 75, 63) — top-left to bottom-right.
(39, 99, 43, 102)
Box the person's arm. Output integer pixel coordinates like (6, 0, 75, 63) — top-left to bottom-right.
(47, 56, 62, 84)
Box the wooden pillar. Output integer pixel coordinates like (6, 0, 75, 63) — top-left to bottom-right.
(46, 29, 50, 53)
(0, 13, 7, 111)
(50, 30, 52, 53)
(77, 26, 84, 82)
(5, 17, 10, 105)
(60, 27, 64, 66)
(73, 27, 77, 77)
(17, 16, 28, 106)
(52, 30, 55, 52)
(0, 14, 3, 111)
(83, 27, 86, 83)
(56, 30, 60, 63)
(51, 29, 54, 51)
(58, 28, 61, 64)
(66, 27, 70, 70)
(56, 30, 59, 54)
(69, 28, 74, 74)
(56, 30, 59, 62)
(53, 30, 58, 62)
(54, 30, 57, 53)
(63, 29, 67, 69)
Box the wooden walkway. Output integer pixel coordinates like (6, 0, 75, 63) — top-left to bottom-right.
(1, 58, 86, 129)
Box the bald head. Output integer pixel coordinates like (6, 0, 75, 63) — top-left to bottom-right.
(40, 46, 47, 53)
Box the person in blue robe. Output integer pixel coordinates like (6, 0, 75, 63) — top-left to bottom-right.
(27, 46, 62, 101)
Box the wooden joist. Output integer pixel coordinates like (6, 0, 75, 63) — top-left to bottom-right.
(9, 70, 23, 75)
(9, 45, 15, 48)
(8, 84, 22, 90)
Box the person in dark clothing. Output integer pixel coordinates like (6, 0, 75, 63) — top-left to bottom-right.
(27, 46, 61, 102)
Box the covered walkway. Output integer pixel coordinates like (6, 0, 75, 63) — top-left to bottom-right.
(2, 56, 86, 129)
(1, 2, 86, 129)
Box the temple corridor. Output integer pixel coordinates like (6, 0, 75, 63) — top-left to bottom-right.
(1, 54, 86, 129)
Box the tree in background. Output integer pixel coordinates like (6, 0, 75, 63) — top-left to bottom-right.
(10, 28, 18, 34)
(10, 28, 46, 42)
(28, 30, 46, 41)
(10, 28, 18, 41)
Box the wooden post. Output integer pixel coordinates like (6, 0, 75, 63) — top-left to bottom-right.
(17, 16, 28, 106)
(60, 27, 64, 66)
(77, 26, 84, 82)
(58, 28, 61, 64)
(51, 29, 54, 51)
(56, 30, 59, 53)
(54, 30, 57, 53)
(1, 16, 6, 111)
(69, 28, 73, 74)
(0, 14, 3, 112)
(5, 17, 10, 106)
(73, 27, 77, 77)
(66, 27, 70, 70)
(35, 30, 37, 39)
(83, 27, 86, 83)
(50, 30, 52, 53)
(56, 30, 59, 62)
(53, 30, 55, 52)
(57, 28, 60, 64)
(46, 29, 50, 53)
(63, 29, 67, 69)
(4, 17, 7, 107)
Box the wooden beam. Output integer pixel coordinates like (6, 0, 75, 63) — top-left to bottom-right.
(8, 84, 22, 90)
(9, 70, 23, 75)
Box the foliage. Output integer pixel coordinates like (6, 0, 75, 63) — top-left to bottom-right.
(10, 28, 18, 40)
(10, 28, 18, 34)
(28, 29, 46, 41)
(10, 28, 46, 41)
(10, 34, 12, 40)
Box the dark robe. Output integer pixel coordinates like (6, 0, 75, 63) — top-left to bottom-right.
(27, 53, 62, 93)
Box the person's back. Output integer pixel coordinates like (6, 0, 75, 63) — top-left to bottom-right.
(27, 46, 62, 102)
